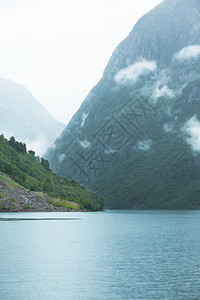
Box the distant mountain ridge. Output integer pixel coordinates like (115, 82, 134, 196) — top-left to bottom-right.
(45, 0, 200, 209)
(0, 77, 65, 156)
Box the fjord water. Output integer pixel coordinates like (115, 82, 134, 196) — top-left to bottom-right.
(1, 211, 200, 300)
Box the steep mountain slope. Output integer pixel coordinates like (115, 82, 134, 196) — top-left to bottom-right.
(45, 0, 200, 209)
(0, 77, 65, 155)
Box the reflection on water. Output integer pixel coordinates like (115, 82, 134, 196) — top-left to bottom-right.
(0, 217, 80, 221)
(0, 210, 200, 300)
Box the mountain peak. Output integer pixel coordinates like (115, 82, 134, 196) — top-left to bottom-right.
(45, 0, 200, 209)
(104, 0, 200, 78)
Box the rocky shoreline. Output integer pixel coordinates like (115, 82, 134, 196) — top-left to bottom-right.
(0, 175, 83, 212)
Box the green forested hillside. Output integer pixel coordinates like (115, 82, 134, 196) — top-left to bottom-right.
(0, 134, 103, 211)
(90, 135, 200, 209)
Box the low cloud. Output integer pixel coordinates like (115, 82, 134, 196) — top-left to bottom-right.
(58, 153, 65, 163)
(104, 148, 117, 155)
(81, 113, 88, 127)
(138, 139, 152, 151)
(49, 143, 56, 150)
(115, 60, 157, 85)
(184, 116, 200, 152)
(163, 123, 173, 133)
(1, 131, 50, 157)
(79, 139, 91, 149)
(26, 133, 49, 157)
(152, 85, 174, 100)
(174, 45, 200, 62)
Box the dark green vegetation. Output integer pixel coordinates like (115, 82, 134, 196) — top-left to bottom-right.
(0, 135, 103, 211)
(45, 0, 200, 209)
(0, 171, 82, 211)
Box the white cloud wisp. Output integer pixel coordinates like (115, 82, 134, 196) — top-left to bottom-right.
(26, 133, 49, 157)
(115, 60, 157, 85)
(79, 139, 91, 149)
(137, 139, 152, 151)
(184, 116, 200, 152)
(174, 45, 200, 62)
(152, 85, 174, 100)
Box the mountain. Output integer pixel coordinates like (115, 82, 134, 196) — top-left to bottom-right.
(45, 0, 200, 209)
(0, 134, 103, 211)
(0, 77, 65, 156)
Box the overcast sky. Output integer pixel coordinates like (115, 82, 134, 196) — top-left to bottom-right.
(0, 0, 163, 125)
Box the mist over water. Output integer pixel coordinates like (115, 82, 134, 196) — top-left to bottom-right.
(1, 210, 200, 299)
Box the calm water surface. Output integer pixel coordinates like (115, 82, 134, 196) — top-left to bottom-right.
(0, 210, 200, 300)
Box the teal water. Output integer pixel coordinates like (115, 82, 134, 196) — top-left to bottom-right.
(0, 210, 200, 300)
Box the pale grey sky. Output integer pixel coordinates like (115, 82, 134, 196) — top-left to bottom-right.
(0, 0, 163, 124)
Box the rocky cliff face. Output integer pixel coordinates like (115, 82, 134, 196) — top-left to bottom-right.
(0, 78, 65, 156)
(45, 0, 200, 209)
(104, 0, 200, 75)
